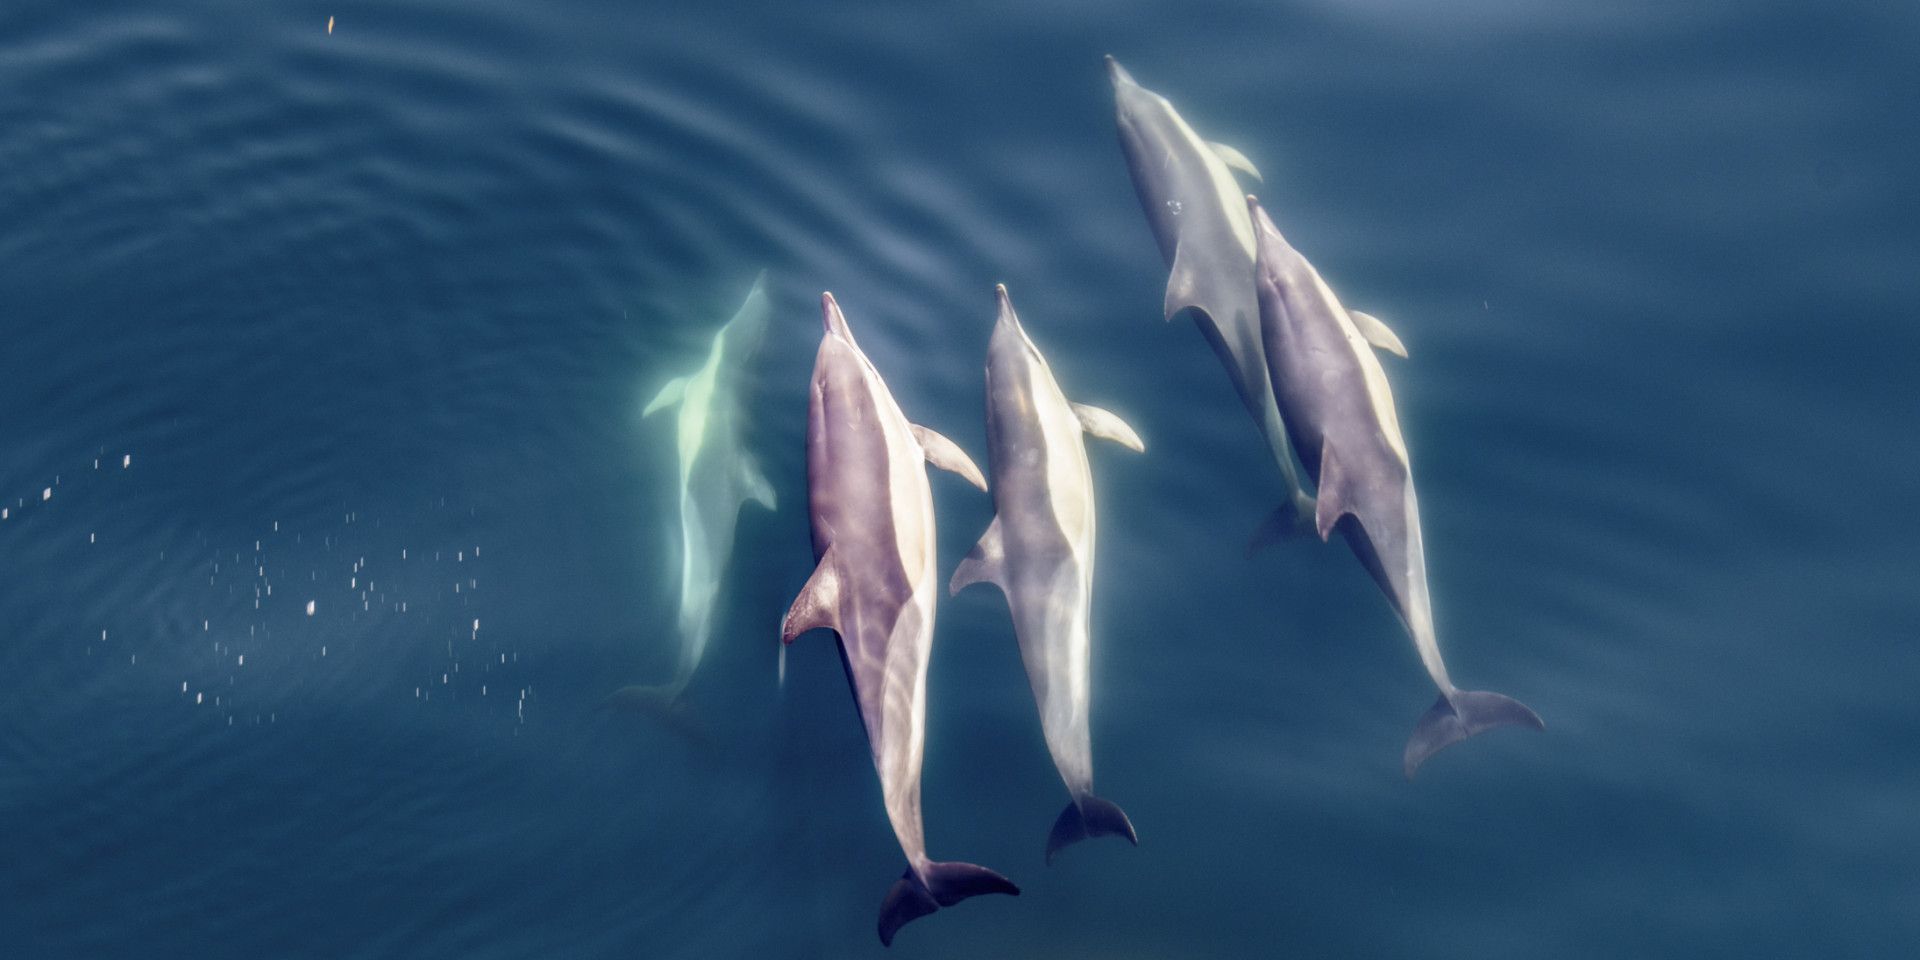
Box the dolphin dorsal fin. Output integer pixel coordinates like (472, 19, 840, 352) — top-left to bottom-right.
(1314, 441, 1356, 542)
(1347, 310, 1408, 359)
(643, 376, 688, 417)
(910, 424, 987, 491)
(1070, 403, 1146, 452)
(948, 517, 1006, 596)
(1163, 238, 1202, 324)
(738, 454, 776, 511)
(1208, 141, 1262, 182)
(780, 548, 842, 642)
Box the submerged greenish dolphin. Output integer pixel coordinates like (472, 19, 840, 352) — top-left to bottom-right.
(612, 273, 776, 712)
(951, 285, 1144, 863)
(1247, 196, 1542, 777)
(1107, 55, 1405, 540)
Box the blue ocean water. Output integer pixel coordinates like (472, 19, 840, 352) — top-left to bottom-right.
(3, 0, 1916, 956)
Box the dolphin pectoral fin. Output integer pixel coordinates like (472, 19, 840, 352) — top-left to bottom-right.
(1208, 141, 1263, 182)
(737, 454, 776, 511)
(780, 551, 841, 642)
(1314, 442, 1354, 542)
(949, 517, 1006, 596)
(642, 376, 687, 417)
(910, 424, 987, 491)
(1045, 794, 1138, 865)
(876, 861, 1018, 946)
(1070, 403, 1146, 452)
(1404, 690, 1545, 779)
(1347, 309, 1408, 359)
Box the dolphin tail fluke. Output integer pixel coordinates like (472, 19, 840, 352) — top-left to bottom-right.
(600, 682, 714, 746)
(602, 681, 683, 714)
(877, 862, 1019, 946)
(877, 874, 938, 947)
(1403, 689, 1545, 779)
(1045, 793, 1139, 864)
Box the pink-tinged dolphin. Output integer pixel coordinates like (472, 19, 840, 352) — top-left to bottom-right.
(781, 293, 1017, 945)
(951, 285, 1144, 862)
(1248, 195, 1543, 777)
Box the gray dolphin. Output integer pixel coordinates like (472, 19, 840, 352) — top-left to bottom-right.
(1107, 56, 1406, 541)
(611, 273, 776, 716)
(1247, 195, 1542, 777)
(780, 293, 1017, 946)
(951, 285, 1144, 863)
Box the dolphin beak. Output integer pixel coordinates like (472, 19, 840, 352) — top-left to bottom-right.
(1105, 54, 1134, 89)
(993, 283, 1020, 330)
(1245, 194, 1283, 251)
(820, 291, 851, 339)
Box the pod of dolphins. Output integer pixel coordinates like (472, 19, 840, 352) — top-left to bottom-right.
(634, 57, 1544, 946)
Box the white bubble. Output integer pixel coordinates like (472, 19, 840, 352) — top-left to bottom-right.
(306, 600, 316, 616)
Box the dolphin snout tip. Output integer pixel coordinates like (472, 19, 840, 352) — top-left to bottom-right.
(1104, 55, 1132, 86)
(820, 291, 846, 335)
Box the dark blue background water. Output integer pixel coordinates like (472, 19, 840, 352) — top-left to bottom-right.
(3, 1, 1916, 956)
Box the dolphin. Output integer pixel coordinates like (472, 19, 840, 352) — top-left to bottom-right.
(780, 293, 1017, 946)
(611, 272, 777, 717)
(1246, 195, 1542, 777)
(950, 285, 1144, 863)
(1107, 55, 1406, 541)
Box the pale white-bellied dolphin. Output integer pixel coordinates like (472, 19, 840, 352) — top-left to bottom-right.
(950, 285, 1144, 863)
(780, 293, 1017, 946)
(1107, 55, 1406, 541)
(1247, 195, 1542, 777)
(611, 273, 777, 715)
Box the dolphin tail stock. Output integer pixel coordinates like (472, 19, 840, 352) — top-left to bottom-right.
(876, 861, 1020, 946)
(1045, 793, 1138, 865)
(1403, 689, 1545, 779)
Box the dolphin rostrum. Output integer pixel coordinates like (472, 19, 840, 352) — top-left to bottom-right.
(1108, 55, 1407, 540)
(950, 285, 1144, 863)
(612, 272, 777, 715)
(1247, 195, 1542, 777)
(781, 292, 1017, 945)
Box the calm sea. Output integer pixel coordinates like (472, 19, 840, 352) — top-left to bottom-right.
(2, 1, 1916, 957)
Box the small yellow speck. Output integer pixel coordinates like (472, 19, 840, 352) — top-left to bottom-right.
(327, 16, 335, 34)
